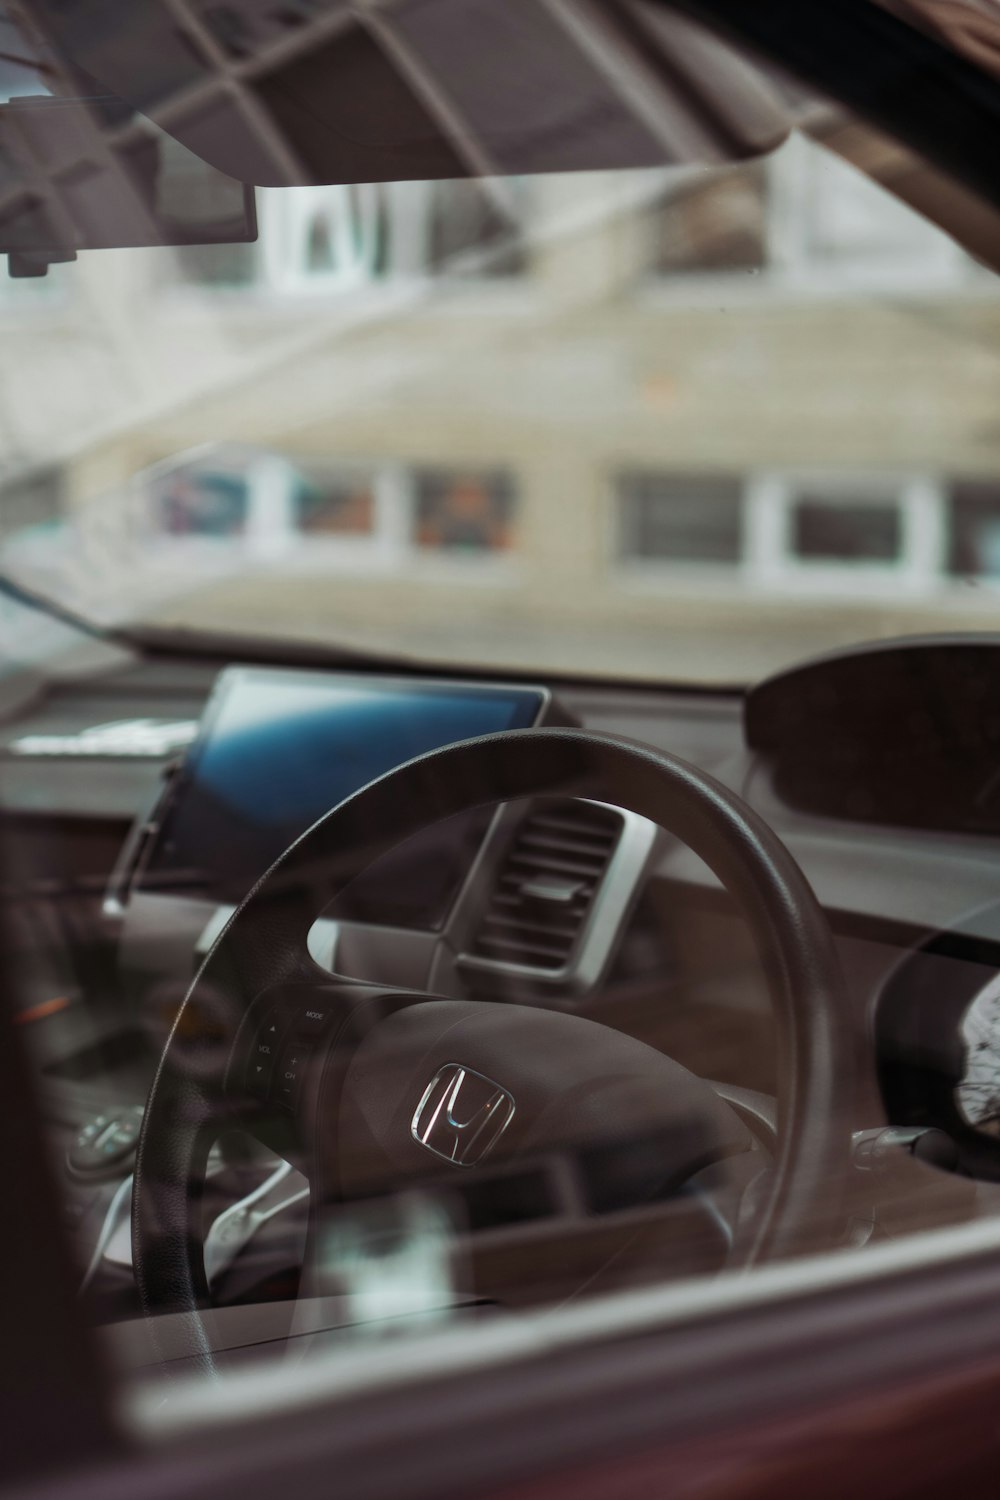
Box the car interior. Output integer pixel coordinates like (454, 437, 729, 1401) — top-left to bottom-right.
(4, 0, 1000, 1420)
(5, 619, 999, 1379)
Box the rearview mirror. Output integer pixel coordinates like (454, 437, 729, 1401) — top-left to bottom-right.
(0, 94, 256, 276)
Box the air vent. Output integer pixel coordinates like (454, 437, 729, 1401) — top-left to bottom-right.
(468, 800, 624, 972)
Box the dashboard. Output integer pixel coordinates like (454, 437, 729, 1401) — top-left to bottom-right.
(8, 634, 1000, 1326)
(118, 667, 661, 1037)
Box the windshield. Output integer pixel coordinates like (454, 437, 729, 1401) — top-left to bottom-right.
(2, 17, 1000, 685)
(12, 5, 1000, 1482)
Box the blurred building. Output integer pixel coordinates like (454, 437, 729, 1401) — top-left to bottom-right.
(2, 127, 1000, 680)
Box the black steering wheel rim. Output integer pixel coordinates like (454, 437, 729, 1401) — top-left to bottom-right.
(132, 727, 854, 1358)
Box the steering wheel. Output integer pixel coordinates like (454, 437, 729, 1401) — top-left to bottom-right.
(132, 728, 854, 1365)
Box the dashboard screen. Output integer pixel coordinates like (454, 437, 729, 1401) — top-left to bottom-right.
(139, 668, 546, 926)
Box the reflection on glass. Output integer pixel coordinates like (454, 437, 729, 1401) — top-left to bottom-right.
(959, 974, 1000, 1133)
(655, 163, 769, 275)
(427, 179, 525, 275)
(316, 1194, 458, 1331)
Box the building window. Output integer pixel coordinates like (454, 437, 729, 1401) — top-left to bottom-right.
(791, 496, 902, 563)
(290, 466, 377, 537)
(653, 164, 769, 276)
(947, 481, 1000, 580)
(140, 447, 521, 568)
(173, 179, 526, 294)
(759, 472, 943, 593)
(617, 468, 978, 593)
(618, 472, 744, 565)
(152, 463, 249, 538)
(413, 469, 516, 552)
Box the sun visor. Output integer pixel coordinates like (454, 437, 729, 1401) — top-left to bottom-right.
(20, 0, 790, 187)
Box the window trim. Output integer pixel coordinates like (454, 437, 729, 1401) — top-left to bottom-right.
(752, 471, 944, 595)
(612, 469, 955, 599)
(140, 451, 521, 573)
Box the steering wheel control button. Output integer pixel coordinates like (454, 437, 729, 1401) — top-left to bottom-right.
(245, 1008, 288, 1096)
(274, 1041, 306, 1111)
(296, 1001, 336, 1036)
(412, 1064, 515, 1167)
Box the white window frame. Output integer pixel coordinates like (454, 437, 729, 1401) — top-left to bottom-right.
(144, 451, 410, 573)
(613, 467, 953, 601)
(140, 447, 520, 579)
(279, 459, 411, 574)
(745, 470, 945, 596)
(138, 446, 258, 560)
(258, 183, 416, 298)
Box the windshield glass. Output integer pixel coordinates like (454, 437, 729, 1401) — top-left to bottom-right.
(1, 22, 999, 687)
(12, 4, 1000, 1474)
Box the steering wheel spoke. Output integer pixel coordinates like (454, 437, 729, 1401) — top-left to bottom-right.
(227, 977, 434, 1141)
